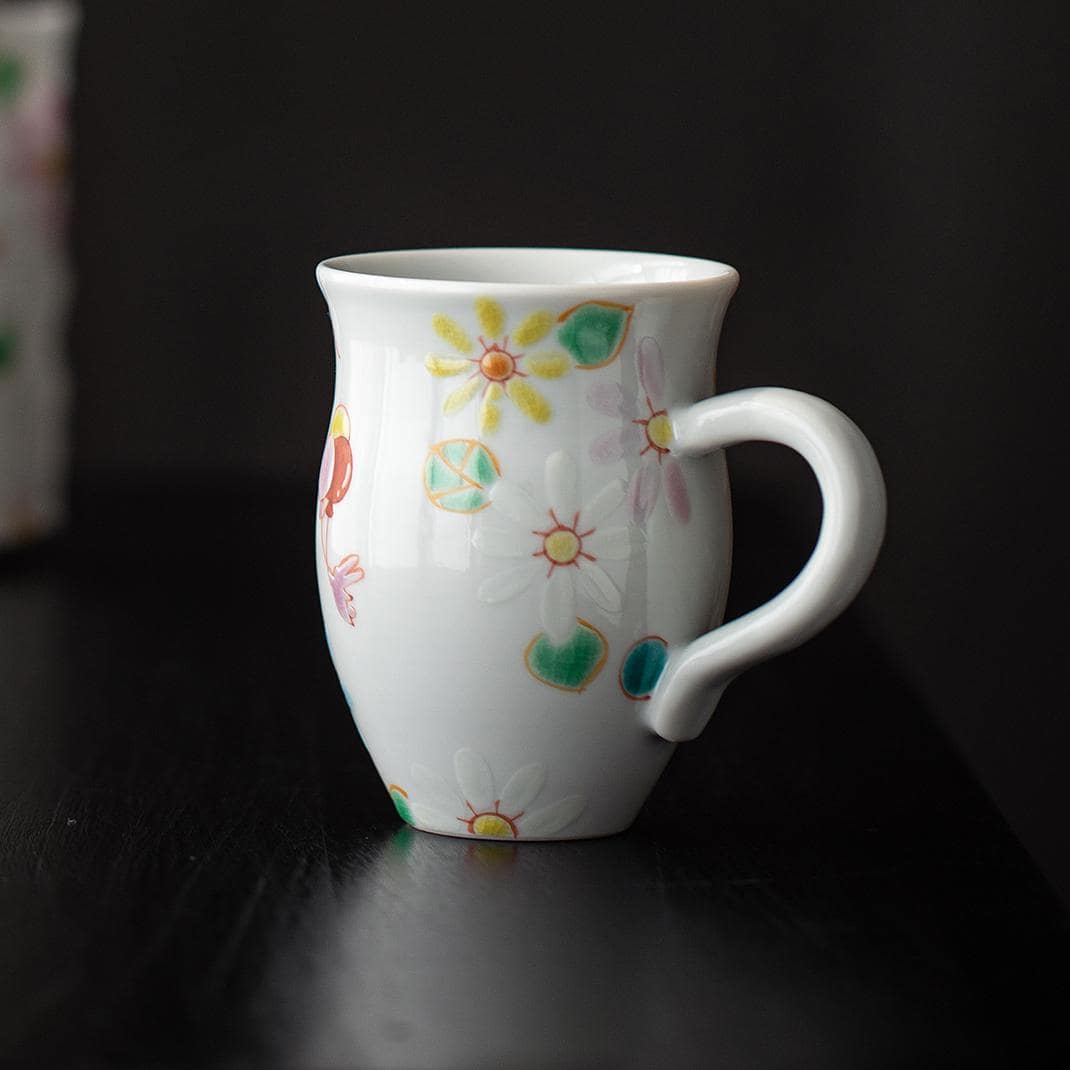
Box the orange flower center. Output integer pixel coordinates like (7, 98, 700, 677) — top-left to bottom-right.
(479, 346, 516, 382)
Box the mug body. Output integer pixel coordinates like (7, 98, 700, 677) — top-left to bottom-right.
(316, 249, 738, 839)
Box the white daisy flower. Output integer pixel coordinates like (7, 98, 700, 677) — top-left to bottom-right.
(475, 450, 633, 645)
(407, 748, 586, 839)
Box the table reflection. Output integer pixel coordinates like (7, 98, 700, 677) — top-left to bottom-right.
(254, 828, 925, 1069)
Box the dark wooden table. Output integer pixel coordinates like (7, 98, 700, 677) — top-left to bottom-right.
(1, 487, 1067, 1068)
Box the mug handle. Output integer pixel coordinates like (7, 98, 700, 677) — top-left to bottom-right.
(646, 387, 887, 742)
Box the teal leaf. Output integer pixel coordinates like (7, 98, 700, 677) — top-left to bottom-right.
(557, 302, 633, 368)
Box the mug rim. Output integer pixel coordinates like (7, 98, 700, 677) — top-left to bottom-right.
(316, 246, 740, 297)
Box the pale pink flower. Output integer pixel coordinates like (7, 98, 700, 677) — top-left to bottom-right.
(587, 337, 691, 525)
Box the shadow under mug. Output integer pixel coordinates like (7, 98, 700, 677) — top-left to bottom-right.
(314, 248, 886, 840)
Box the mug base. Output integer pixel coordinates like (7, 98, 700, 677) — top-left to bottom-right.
(405, 820, 633, 844)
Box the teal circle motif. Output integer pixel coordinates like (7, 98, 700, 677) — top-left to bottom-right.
(619, 636, 669, 700)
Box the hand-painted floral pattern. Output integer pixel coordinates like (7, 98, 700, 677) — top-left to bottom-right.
(318, 405, 353, 518)
(475, 450, 632, 646)
(328, 553, 365, 626)
(556, 300, 634, 369)
(403, 748, 586, 839)
(587, 337, 691, 525)
(318, 403, 365, 625)
(619, 635, 670, 700)
(425, 298, 571, 432)
(422, 438, 501, 513)
(524, 618, 608, 692)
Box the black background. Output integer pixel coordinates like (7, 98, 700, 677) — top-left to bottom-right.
(67, 1, 1067, 905)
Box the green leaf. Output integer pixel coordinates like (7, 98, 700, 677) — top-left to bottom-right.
(525, 620, 608, 691)
(557, 302, 633, 368)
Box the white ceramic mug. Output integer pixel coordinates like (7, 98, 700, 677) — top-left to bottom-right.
(315, 248, 886, 841)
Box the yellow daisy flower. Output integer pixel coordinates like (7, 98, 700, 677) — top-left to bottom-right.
(425, 297, 571, 432)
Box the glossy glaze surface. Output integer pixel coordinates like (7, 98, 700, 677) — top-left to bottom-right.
(315, 249, 885, 839)
(317, 252, 734, 838)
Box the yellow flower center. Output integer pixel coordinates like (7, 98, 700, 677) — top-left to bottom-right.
(647, 412, 673, 451)
(470, 812, 516, 838)
(479, 347, 515, 382)
(543, 528, 581, 565)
